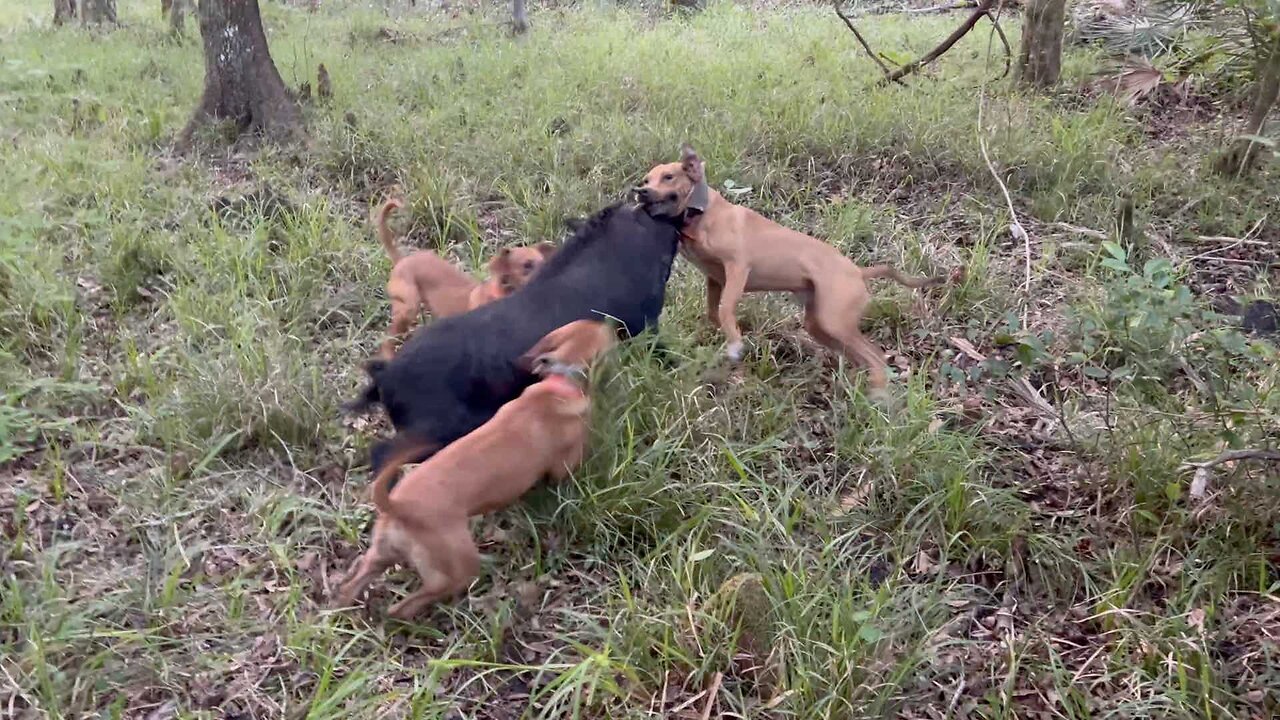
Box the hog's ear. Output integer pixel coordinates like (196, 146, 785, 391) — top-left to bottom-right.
(680, 143, 704, 182)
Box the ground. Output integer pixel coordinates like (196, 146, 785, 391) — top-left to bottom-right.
(1, 0, 1278, 718)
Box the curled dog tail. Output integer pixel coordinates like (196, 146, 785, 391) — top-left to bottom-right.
(862, 264, 947, 289)
(375, 199, 405, 264)
(370, 438, 440, 518)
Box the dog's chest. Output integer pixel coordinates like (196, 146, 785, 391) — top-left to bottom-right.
(678, 239, 724, 280)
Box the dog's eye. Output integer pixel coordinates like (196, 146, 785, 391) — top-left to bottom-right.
(662, 173, 674, 182)
(523, 260, 536, 271)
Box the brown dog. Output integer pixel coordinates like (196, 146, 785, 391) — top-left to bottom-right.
(635, 145, 947, 393)
(519, 318, 618, 379)
(335, 321, 613, 619)
(375, 199, 554, 359)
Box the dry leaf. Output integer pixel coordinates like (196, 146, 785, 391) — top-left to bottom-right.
(912, 549, 937, 574)
(1098, 60, 1164, 106)
(1187, 607, 1206, 631)
(948, 336, 986, 362)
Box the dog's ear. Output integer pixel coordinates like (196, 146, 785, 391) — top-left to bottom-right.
(680, 143, 704, 182)
(489, 247, 512, 272)
(535, 241, 557, 258)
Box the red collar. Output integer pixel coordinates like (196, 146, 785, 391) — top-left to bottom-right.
(539, 373, 586, 397)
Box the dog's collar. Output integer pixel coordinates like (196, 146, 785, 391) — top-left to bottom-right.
(678, 179, 710, 242)
(538, 365, 588, 395)
(686, 178, 709, 215)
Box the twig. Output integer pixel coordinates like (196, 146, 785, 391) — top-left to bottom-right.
(986, 10, 1012, 81)
(1194, 235, 1271, 246)
(973, 2, 1029, 325)
(833, 1, 900, 82)
(878, 0, 995, 86)
(977, 109, 1029, 295)
(1051, 221, 1108, 240)
(1185, 449, 1280, 499)
(699, 672, 724, 720)
(906, 1, 978, 13)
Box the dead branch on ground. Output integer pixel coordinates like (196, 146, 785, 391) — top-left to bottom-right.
(1185, 449, 1280, 499)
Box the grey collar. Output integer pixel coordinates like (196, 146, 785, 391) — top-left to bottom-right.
(686, 178, 710, 215)
(537, 362, 588, 383)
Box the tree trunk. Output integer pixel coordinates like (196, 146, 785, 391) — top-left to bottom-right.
(81, 0, 117, 25)
(169, 0, 186, 33)
(1017, 0, 1066, 89)
(161, 0, 172, 18)
(1217, 34, 1280, 177)
(512, 0, 529, 34)
(53, 0, 77, 25)
(179, 0, 303, 150)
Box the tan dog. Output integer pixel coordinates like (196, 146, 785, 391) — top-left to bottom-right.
(335, 320, 613, 619)
(335, 375, 588, 619)
(635, 145, 947, 393)
(519, 318, 618, 379)
(375, 199, 555, 359)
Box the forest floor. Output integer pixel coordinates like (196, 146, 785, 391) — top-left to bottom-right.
(1, 0, 1278, 717)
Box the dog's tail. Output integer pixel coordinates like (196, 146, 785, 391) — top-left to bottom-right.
(862, 264, 948, 289)
(375, 199, 405, 264)
(370, 438, 440, 517)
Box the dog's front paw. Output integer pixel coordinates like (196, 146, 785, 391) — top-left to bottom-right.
(725, 341, 745, 362)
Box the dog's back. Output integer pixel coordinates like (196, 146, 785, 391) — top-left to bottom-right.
(355, 204, 680, 472)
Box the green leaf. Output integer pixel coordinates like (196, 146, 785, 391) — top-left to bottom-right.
(1101, 258, 1131, 274)
(850, 610, 873, 623)
(1102, 241, 1127, 263)
(858, 624, 885, 643)
(1165, 482, 1183, 502)
(690, 548, 715, 563)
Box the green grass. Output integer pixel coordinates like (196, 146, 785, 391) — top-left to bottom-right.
(2, 0, 1279, 717)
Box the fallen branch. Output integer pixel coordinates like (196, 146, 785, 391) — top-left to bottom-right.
(906, 0, 979, 13)
(1185, 449, 1280, 499)
(833, 1, 901, 82)
(878, 0, 995, 86)
(699, 672, 724, 720)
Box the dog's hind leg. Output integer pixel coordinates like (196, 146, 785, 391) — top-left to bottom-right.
(381, 299, 418, 360)
(388, 519, 481, 619)
(805, 288, 890, 395)
(334, 526, 397, 607)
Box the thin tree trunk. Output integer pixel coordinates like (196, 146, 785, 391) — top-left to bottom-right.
(179, 0, 303, 150)
(1017, 0, 1066, 88)
(81, 0, 117, 25)
(1218, 35, 1280, 177)
(512, 0, 529, 34)
(53, 0, 77, 25)
(169, 0, 186, 33)
(161, 0, 172, 18)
